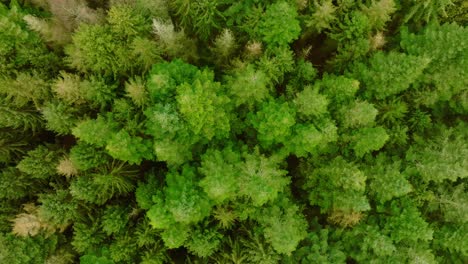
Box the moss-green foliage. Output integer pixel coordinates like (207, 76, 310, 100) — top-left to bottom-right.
(367, 154, 413, 203)
(255, 197, 307, 255)
(164, 166, 212, 224)
(0, 233, 59, 264)
(406, 123, 467, 183)
(291, 227, 346, 263)
(351, 126, 389, 158)
(170, 0, 225, 41)
(41, 101, 80, 135)
(0, 101, 44, 133)
(225, 64, 270, 106)
(248, 99, 296, 147)
(0, 0, 467, 262)
(198, 147, 240, 204)
(105, 129, 152, 165)
(16, 145, 61, 179)
(305, 157, 370, 213)
(69, 142, 111, 171)
(38, 189, 77, 228)
(352, 52, 430, 100)
(0, 2, 60, 77)
(101, 205, 129, 236)
(72, 115, 120, 147)
(65, 4, 159, 77)
(185, 225, 222, 257)
(257, 1, 301, 48)
(294, 85, 329, 118)
(176, 70, 232, 140)
(401, 23, 468, 110)
(69, 162, 137, 205)
(0, 167, 31, 200)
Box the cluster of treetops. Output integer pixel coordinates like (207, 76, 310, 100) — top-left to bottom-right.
(0, 0, 467, 263)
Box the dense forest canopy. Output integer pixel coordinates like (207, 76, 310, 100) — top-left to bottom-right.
(0, 0, 467, 263)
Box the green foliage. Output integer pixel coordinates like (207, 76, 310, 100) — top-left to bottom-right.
(377, 98, 409, 125)
(72, 220, 105, 253)
(211, 29, 237, 65)
(213, 206, 237, 230)
(0, 130, 30, 163)
(69, 142, 110, 171)
(433, 223, 468, 257)
(341, 224, 397, 262)
(146, 59, 199, 102)
(16, 145, 60, 179)
(66, 5, 157, 77)
(125, 76, 148, 107)
(160, 223, 190, 249)
(106, 130, 152, 165)
(1, 1, 466, 262)
(352, 52, 430, 99)
(383, 199, 433, 243)
(351, 126, 389, 158)
(287, 59, 318, 90)
(101, 205, 129, 236)
(0, 233, 58, 264)
(171, 0, 225, 40)
(80, 253, 114, 264)
(241, 229, 282, 264)
(287, 121, 338, 157)
(41, 101, 79, 135)
(256, 197, 307, 255)
(318, 75, 360, 104)
(66, 24, 128, 76)
(441, 0, 468, 24)
(69, 162, 136, 205)
(257, 46, 295, 84)
(305, 157, 370, 213)
(403, 0, 455, 23)
(186, 225, 222, 257)
(0, 3, 60, 76)
(292, 228, 346, 263)
(0, 167, 30, 200)
(198, 147, 240, 204)
(248, 100, 296, 147)
(293, 86, 329, 118)
(367, 154, 413, 203)
(176, 70, 232, 140)
(152, 18, 198, 61)
(338, 100, 377, 128)
(406, 124, 467, 183)
(135, 174, 160, 211)
(146, 197, 174, 230)
(38, 190, 77, 228)
(80, 76, 117, 108)
(0, 73, 50, 108)
(305, 0, 337, 33)
(329, 11, 371, 70)
(432, 183, 468, 224)
(225, 64, 270, 106)
(401, 23, 468, 108)
(72, 115, 120, 147)
(51, 72, 117, 109)
(164, 166, 212, 224)
(257, 1, 301, 47)
(0, 102, 44, 133)
(52, 72, 83, 105)
(109, 234, 137, 262)
(238, 150, 290, 207)
(107, 4, 150, 37)
(362, 0, 396, 30)
(146, 166, 212, 231)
